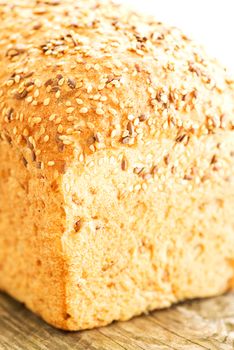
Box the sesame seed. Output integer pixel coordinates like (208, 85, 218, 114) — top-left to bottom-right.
(58, 78, 65, 86)
(34, 89, 40, 98)
(96, 108, 104, 115)
(111, 130, 117, 138)
(161, 94, 168, 103)
(94, 64, 100, 70)
(86, 84, 93, 93)
(44, 135, 49, 142)
(76, 98, 83, 105)
(66, 128, 73, 134)
(89, 144, 95, 152)
(28, 136, 35, 147)
(66, 107, 75, 114)
(163, 121, 168, 130)
(136, 127, 143, 134)
(26, 96, 33, 103)
(87, 161, 95, 168)
(80, 107, 88, 114)
(148, 87, 155, 94)
(12, 74, 20, 84)
(26, 84, 34, 92)
(6, 79, 14, 87)
(93, 94, 100, 101)
(96, 142, 105, 150)
(122, 130, 129, 138)
(23, 128, 29, 137)
(55, 90, 61, 99)
(5, 108, 14, 122)
(94, 132, 102, 143)
(48, 161, 55, 166)
(67, 115, 74, 121)
(133, 118, 139, 126)
(122, 136, 130, 144)
(57, 125, 63, 133)
(49, 114, 56, 121)
(134, 184, 141, 192)
(100, 96, 107, 102)
(55, 117, 62, 124)
(16, 135, 22, 143)
(43, 98, 50, 106)
(34, 79, 42, 88)
(98, 84, 105, 90)
(63, 139, 73, 145)
(85, 64, 92, 70)
(32, 117, 42, 124)
(79, 153, 84, 162)
(87, 122, 95, 129)
(147, 118, 153, 126)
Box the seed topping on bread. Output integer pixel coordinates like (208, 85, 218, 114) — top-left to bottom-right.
(0, 0, 233, 186)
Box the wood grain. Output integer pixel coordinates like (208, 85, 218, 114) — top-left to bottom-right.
(0, 292, 234, 350)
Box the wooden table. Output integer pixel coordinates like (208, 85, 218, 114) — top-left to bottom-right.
(0, 292, 233, 350)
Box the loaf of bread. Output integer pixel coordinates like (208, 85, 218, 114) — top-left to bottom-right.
(0, 0, 233, 331)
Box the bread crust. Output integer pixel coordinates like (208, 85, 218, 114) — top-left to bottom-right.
(0, 0, 234, 330)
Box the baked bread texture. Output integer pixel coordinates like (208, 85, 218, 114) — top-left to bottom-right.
(0, 0, 234, 331)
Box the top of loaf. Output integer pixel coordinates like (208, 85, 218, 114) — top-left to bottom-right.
(0, 0, 233, 178)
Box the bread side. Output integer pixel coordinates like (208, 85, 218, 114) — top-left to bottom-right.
(0, 0, 234, 330)
(61, 133, 234, 330)
(0, 138, 68, 328)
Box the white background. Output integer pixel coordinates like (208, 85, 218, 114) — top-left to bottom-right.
(120, 0, 234, 73)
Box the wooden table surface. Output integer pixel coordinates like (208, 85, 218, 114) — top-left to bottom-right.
(0, 292, 234, 350)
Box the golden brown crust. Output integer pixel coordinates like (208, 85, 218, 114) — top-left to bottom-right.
(0, 0, 234, 331)
(0, 0, 234, 181)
